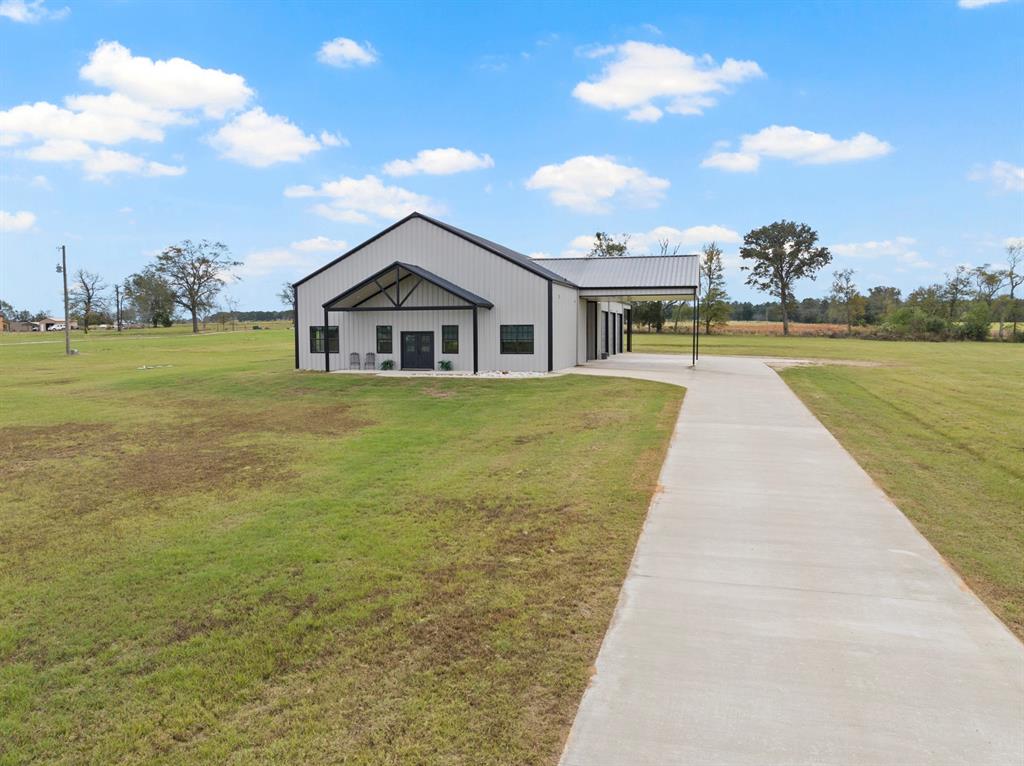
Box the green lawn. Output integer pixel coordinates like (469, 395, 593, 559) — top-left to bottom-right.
(634, 331, 1024, 638)
(0, 328, 683, 765)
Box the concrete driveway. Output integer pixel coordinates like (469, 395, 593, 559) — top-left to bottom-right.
(561, 354, 1023, 766)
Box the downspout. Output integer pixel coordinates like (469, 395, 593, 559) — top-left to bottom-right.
(472, 306, 479, 375)
(547, 280, 553, 372)
(293, 284, 299, 369)
(323, 306, 330, 372)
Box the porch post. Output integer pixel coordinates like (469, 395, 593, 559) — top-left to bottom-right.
(695, 295, 700, 361)
(323, 306, 330, 372)
(626, 307, 632, 352)
(472, 306, 478, 375)
(691, 299, 696, 366)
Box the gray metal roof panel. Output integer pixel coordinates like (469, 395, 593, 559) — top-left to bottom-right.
(535, 255, 700, 289)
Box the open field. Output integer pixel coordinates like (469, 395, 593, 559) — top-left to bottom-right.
(0, 328, 683, 765)
(634, 331, 1024, 637)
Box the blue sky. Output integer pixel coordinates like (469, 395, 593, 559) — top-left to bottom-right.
(2, 0, 1021, 312)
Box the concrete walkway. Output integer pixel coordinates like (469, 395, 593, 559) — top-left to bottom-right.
(561, 354, 1023, 766)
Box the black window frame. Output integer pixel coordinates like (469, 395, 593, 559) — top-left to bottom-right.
(441, 324, 459, 354)
(500, 324, 534, 354)
(310, 325, 338, 354)
(376, 325, 393, 354)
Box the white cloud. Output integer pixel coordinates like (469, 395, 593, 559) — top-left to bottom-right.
(958, 0, 1008, 7)
(0, 97, 183, 146)
(319, 130, 348, 147)
(968, 161, 1024, 193)
(561, 224, 741, 257)
(239, 248, 316, 277)
(525, 155, 669, 213)
(30, 174, 50, 189)
(119, 206, 133, 213)
(830, 236, 931, 269)
(317, 37, 378, 68)
(702, 125, 892, 172)
(290, 236, 348, 252)
(0, 209, 36, 231)
(1004, 236, 1024, 248)
(80, 41, 252, 118)
(23, 138, 186, 180)
(285, 175, 442, 223)
(572, 41, 762, 122)
(209, 108, 327, 167)
(383, 148, 494, 177)
(0, 0, 68, 23)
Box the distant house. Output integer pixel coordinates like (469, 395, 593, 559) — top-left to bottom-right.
(294, 213, 699, 373)
(5, 317, 78, 332)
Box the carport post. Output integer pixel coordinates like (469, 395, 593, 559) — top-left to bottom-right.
(626, 308, 632, 352)
(691, 298, 696, 366)
(323, 307, 330, 372)
(696, 295, 700, 361)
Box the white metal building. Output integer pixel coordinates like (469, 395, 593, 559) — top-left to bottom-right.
(293, 213, 700, 373)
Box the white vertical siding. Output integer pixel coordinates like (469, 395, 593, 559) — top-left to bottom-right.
(296, 217, 551, 372)
(552, 282, 579, 370)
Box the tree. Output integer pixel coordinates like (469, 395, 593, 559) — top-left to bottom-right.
(739, 220, 832, 335)
(124, 268, 176, 327)
(698, 242, 730, 334)
(588, 232, 630, 258)
(632, 301, 670, 332)
(943, 265, 972, 321)
(155, 240, 241, 333)
(864, 286, 902, 324)
(1004, 242, 1023, 339)
(907, 283, 946, 318)
(828, 269, 865, 333)
(971, 264, 1008, 337)
(69, 269, 107, 334)
(278, 281, 296, 321)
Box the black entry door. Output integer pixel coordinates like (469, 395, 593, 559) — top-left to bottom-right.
(401, 331, 434, 369)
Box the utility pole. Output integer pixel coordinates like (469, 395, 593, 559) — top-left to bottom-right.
(56, 245, 71, 356)
(114, 283, 122, 331)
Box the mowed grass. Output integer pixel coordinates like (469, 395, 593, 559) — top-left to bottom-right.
(634, 331, 1024, 637)
(0, 328, 683, 765)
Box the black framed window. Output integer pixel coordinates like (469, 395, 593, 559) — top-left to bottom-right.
(442, 324, 459, 354)
(376, 325, 392, 354)
(500, 324, 534, 354)
(310, 326, 338, 354)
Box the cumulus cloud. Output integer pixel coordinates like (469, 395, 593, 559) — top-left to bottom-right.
(80, 41, 252, 118)
(0, 0, 68, 23)
(319, 130, 348, 147)
(830, 236, 931, 269)
(239, 236, 350, 277)
(23, 138, 186, 180)
(968, 161, 1024, 193)
(0, 209, 36, 231)
(291, 236, 348, 252)
(209, 108, 330, 167)
(573, 41, 762, 122)
(702, 125, 892, 172)
(1, 41, 259, 180)
(525, 155, 669, 213)
(285, 175, 442, 223)
(561, 224, 741, 257)
(317, 37, 378, 68)
(383, 148, 494, 177)
(958, 0, 1008, 7)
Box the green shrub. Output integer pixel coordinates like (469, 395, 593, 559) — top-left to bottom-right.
(438, 359, 453, 371)
(380, 359, 395, 370)
(955, 303, 992, 341)
(879, 307, 950, 339)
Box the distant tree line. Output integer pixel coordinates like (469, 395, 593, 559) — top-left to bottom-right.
(585, 225, 1022, 342)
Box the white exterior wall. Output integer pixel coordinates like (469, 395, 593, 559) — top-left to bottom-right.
(551, 282, 579, 371)
(296, 218, 552, 372)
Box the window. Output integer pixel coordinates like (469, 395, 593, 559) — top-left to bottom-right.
(310, 326, 338, 354)
(500, 324, 534, 354)
(376, 325, 392, 354)
(442, 324, 459, 354)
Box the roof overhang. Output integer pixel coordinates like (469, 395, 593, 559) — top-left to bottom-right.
(577, 286, 697, 301)
(323, 261, 493, 311)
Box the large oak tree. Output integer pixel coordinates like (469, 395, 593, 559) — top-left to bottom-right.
(739, 220, 832, 335)
(155, 240, 240, 333)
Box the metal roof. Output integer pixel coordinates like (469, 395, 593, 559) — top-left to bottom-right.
(535, 255, 700, 290)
